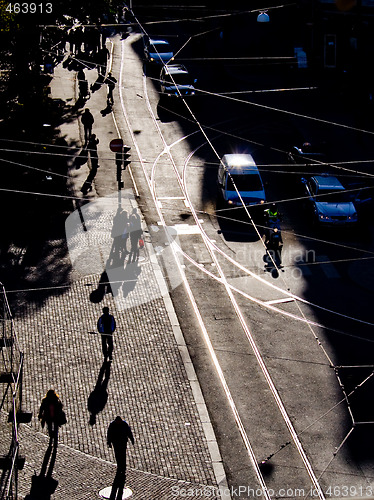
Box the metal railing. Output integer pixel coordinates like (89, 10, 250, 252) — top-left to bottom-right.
(0, 282, 24, 500)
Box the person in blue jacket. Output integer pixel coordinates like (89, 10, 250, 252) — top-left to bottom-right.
(97, 306, 116, 361)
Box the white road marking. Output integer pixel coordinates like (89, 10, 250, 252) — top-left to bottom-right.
(172, 224, 201, 235)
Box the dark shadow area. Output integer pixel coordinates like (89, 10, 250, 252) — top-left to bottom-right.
(73, 146, 89, 169)
(90, 74, 105, 94)
(88, 359, 111, 426)
(216, 204, 262, 243)
(90, 270, 113, 304)
(100, 103, 113, 117)
(40, 436, 58, 478)
(24, 473, 58, 500)
(109, 467, 126, 500)
(129, 10, 374, 471)
(258, 460, 274, 476)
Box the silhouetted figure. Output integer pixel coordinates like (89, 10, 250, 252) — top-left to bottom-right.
(88, 134, 99, 168)
(129, 208, 142, 262)
(77, 69, 89, 100)
(38, 390, 66, 477)
(104, 72, 117, 106)
(97, 306, 116, 361)
(107, 416, 134, 466)
(81, 108, 94, 145)
(111, 208, 129, 259)
(96, 46, 109, 76)
(88, 360, 111, 425)
(80, 134, 100, 194)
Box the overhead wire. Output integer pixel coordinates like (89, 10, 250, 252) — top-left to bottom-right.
(135, 11, 374, 473)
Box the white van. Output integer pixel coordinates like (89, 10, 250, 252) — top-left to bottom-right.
(217, 154, 266, 207)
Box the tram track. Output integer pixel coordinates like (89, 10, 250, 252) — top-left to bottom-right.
(117, 35, 333, 498)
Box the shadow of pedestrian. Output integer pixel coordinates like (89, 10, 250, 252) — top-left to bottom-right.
(121, 260, 141, 299)
(100, 103, 112, 117)
(109, 467, 126, 500)
(90, 270, 113, 303)
(24, 473, 58, 500)
(263, 249, 283, 278)
(40, 436, 58, 478)
(73, 147, 88, 169)
(90, 74, 105, 93)
(88, 359, 111, 426)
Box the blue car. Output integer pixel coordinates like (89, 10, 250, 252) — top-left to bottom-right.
(144, 38, 174, 65)
(301, 175, 358, 225)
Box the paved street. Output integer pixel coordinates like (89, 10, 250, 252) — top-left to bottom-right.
(2, 5, 374, 499)
(2, 36, 227, 500)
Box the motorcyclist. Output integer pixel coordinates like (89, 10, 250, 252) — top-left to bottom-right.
(266, 226, 283, 250)
(264, 203, 281, 227)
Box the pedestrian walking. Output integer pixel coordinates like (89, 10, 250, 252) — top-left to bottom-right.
(81, 108, 94, 145)
(104, 72, 117, 106)
(107, 415, 134, 467)
(87, 133, 99, 170)
(97, 306, 116, 361)
(78, 69, 89, 100)
(129, 208, 142, 262)
(107, 415, 134, 500)
(38, 389, 66, 439)
(38, 389, 67, 477)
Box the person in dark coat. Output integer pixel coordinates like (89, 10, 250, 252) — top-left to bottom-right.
(97, 306, 116, 361)
(38, 389, 66, 439)
(107, 416, 134, 470)
(104, 72, 117, 106)
(81, 108, 94, 145)
(38, 389, 66, 477)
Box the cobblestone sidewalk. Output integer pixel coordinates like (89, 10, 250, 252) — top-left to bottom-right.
(5, 37, 228, 499)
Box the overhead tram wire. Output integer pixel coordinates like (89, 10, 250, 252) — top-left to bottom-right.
(5, 18, 372, 320)
(14, 46, 374, 180)
(4, 17, 370, 318)
(136, 12, 343, 498)
(2, 143, 374, 180)
(2, 150, 373, 266)
(40, 6, 374, 476)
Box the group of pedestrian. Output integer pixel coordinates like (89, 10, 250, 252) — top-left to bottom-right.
(38, 378, 134, 498)
(111, 208, 143, 262)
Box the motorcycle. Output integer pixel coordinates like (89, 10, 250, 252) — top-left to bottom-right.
(266, 225, 283, 252)
(264, 221, 283, 272)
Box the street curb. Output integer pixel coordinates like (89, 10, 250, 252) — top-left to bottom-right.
(110, 33, 231, 498)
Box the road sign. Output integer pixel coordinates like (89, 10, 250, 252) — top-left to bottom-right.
(110, 139, 123, 153)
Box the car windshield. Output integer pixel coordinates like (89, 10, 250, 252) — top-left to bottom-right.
(316, 190, 351, 203)
(150, 41, 171, 53)
(166, 73, 193, 86)
(227, 173, 263, 192)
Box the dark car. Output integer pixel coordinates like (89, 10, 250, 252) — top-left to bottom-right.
(288, 142, 326, 166)
(144, 37, 174, 65)
(301, 175, 358, 226)
(159, 64, 197, 98)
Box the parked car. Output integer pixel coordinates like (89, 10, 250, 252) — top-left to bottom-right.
(301, 175, 358, 225)
(288, 142, 326, 165)
(144, 37, 174, 65)
(159, 64, 197, 97)
(217, 154, 266, 207)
